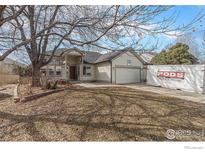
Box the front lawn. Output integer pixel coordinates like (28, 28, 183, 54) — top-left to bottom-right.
(0, 87, 205, 141)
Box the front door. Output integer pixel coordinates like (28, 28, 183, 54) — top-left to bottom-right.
(70, 66, 77, 80)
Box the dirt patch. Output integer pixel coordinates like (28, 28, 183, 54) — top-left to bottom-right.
(18, 83, 81, 98)
(0, 87, 204, 141)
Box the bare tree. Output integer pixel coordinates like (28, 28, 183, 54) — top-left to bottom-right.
(0, 5, 6, 25)
(0, 5, 27, 61)
(0, 5, 25, 27)
(176, 33, 201, 60)
(0, 5, 203, 86)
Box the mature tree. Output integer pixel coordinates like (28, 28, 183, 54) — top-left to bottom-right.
(13, 64, 31, 76)
(0, 5, 25, 27)
(0, 6, 202, 86)
(151, 43, 198, 64)
(0, 5, 6, 25)
(176, 33, 201, 59)
(0, 5, 27, 64)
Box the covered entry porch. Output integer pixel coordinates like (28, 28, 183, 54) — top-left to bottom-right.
(41, 49, 85, 81)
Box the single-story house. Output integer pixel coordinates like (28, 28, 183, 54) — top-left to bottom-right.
(41, 48, 150, 84)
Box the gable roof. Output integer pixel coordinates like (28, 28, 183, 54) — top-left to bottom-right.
(45, 48, 84, 57)
(114, 48, 147, 64)
(83, 51, 102, 63)
(94, 51, 121, 63)
(46, 48, 68, 56)
(84, 48, 147, 64)
(45, 48, 149, 64)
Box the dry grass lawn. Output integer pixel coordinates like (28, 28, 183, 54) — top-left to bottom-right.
(0, 74, 19, 86)
(0, 87, 205, 141)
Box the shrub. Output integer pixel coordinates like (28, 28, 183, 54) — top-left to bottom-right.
(151, 43, 198, 65)
(45, 82, 51, 89)
(45, 80, 58, 90)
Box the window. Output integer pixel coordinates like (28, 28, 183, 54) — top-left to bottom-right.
(49, 70, 54, 76)
(83, 65, 91, 76)
(127, 59, 132, 65)
(56, 70, 61, 76)
(83, 66, 86, 75)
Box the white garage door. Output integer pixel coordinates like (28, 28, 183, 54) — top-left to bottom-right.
(116, 67, 141, 84)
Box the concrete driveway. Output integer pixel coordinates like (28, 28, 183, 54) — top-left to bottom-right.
(77, 82, 205, 104)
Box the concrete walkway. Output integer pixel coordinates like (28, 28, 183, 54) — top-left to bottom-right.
(77, 82, 205, 104)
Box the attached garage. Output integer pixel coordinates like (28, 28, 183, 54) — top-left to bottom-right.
(111, 49, 146, 84)
(115, 67, 141, 84)
(90, 48, 147, 84)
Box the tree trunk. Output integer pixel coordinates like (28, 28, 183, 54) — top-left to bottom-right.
(31, 64, 41, 87)
(0, 6, 6, 26)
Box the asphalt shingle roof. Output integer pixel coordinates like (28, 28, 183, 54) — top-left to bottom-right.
(45, 48, 81, 57)
(94, 51, 121, 63)
(45, 48, 153, 64)
(82, 51, 102, 64)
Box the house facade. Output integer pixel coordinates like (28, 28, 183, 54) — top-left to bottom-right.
(41, 48, 148, 84)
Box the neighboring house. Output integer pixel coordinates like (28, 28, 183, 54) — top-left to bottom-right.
(0, 58, 25, 74)
(41, 48, 149, 84)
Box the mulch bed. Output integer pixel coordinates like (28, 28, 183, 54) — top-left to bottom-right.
(18, 83, 82, 102)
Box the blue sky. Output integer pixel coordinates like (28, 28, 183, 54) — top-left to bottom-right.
(6, 6, 205, 63)
(93, 6, 205, 54)
(154, 6, 205, 51)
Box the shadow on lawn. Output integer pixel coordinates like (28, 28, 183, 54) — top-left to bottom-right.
(0, 93, 12, 101)
(0, 87, 205, 141)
